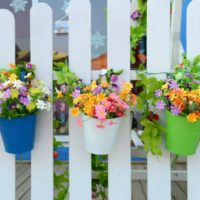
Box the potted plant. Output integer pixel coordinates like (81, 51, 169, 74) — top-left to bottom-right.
(0, 63, 52, 154)
(54, 64, 137, 155)
(155, 55, 200, 156)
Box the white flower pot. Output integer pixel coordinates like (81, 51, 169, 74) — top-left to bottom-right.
(82, 114, 122, 155)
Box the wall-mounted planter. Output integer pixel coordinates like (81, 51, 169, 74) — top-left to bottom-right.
(0, 114, 36, 154)
(82, 114, 122, 155)
(166, 110, 200, 156)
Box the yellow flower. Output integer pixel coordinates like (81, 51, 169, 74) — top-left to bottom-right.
(187, 113, 198, 123)
(26, 102, 36, 112)
(101, 81, 109, 88)
(162, 83, 169, 90)
(121, 82, 133, 94)
(91, 80, 97, 90)
(71, 107, 80, 117)
(83, 86, 91, 92)
(9, 63, 16, 69)
(96, 93, 106, 103)
(11, 89, 19, 99)
(57, 90, 63, 99)
(30, 88, 41, 95)
(8, 74, 17, 81)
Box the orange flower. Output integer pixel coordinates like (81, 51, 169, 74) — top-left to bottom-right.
(187, 113, 198, 123)
(71, 107, 80, 117)
(9, 63, 16, 69)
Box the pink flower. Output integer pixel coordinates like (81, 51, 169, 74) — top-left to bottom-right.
(95, 105, 107, 120)
(109, 93, 120, 102)
(108, 102, 117, 113)
(76, 118, 83, 127)
(96, 124, 105, 129)
(120, 101, 129, 109)
(102, 100, 111, 109)
(108, 120, 117, 126)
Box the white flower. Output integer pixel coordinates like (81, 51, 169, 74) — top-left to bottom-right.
(3, 80, 12, 87)
(13, 80, 22, 89)
(24, 73, 32, 79)
(36, 100, 51, 111)
(42, 86, 51, 95)
(36, 100, 46, 110)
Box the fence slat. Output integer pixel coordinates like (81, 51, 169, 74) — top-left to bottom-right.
(107, 0, 131, 199)
(147, 0, 171, 73)
(147, 149, 171, 200)
(147, 1, 171, 200)
(30, 3, 53, 200)
(187, 1, 200, 200)
(0, 9, 16, 200)
(69, 0, 92, 199)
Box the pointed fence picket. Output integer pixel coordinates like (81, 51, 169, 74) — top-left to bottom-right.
(0, 9, 15, 200)
(107, 0, 131, 199)
(68, 0, 92, 199)
(30, 3, 53, 200)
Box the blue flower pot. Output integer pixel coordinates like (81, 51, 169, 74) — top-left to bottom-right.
(0, 114, 36, 154)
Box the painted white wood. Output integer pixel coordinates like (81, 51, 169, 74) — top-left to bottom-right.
(30, 3, 53, 200)
(107, 0, 131, 199)
(147, 149, 171, 200)
(187, 1, 200, 200)
(32, 0, 39, 5)
(147, 0, 171, 73)
(0, 9, 16, 200)
(68, 0, 92, 199)
(170, 0, 182, 69)
(147, 1, 171, 199)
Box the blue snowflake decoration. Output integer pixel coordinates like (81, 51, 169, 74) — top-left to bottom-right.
(61, 0, 70, 14)
(9, 0, 28, 13)
(91, 31, 106, 50)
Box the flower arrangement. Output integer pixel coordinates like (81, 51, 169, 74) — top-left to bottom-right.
(69, 69, 137, 127)
(155, 55, 200, 123)
(0, 62, 51, 119)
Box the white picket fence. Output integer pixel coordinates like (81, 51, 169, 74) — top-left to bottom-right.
(0, 0, 200, 200)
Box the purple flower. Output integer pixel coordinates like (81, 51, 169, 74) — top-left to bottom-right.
(131, 10, 142, 20)
(156, 100, 166, 111)
(0, 83, 4, 90)
(93, 86, 102, 94)
(155, 89, 162, 98)
(20, 86, 27, 96)
(72, 89, 80, 98)
(193, 79, 200, 84)
(169, 81, 179, 90)
(0, 107, 2, 114)
(2, 89, 11, 99)
(8, 103, 17, 110)
(185, 73, 192, 78)
(60, 84, 67, 93)
(26, 63, 33, 69)
(112, 83, 119, 93)
(171, 105, 181, 116)
(111, 75, 118, 83)
(0, 100, 2, 105)
(20, 96, 29, 106)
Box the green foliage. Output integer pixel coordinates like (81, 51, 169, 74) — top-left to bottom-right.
(136, 73, 165, 156)
(92, 155, 108, 200)
(130, 0, 147, 64)
(173, 54, 200, 90)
